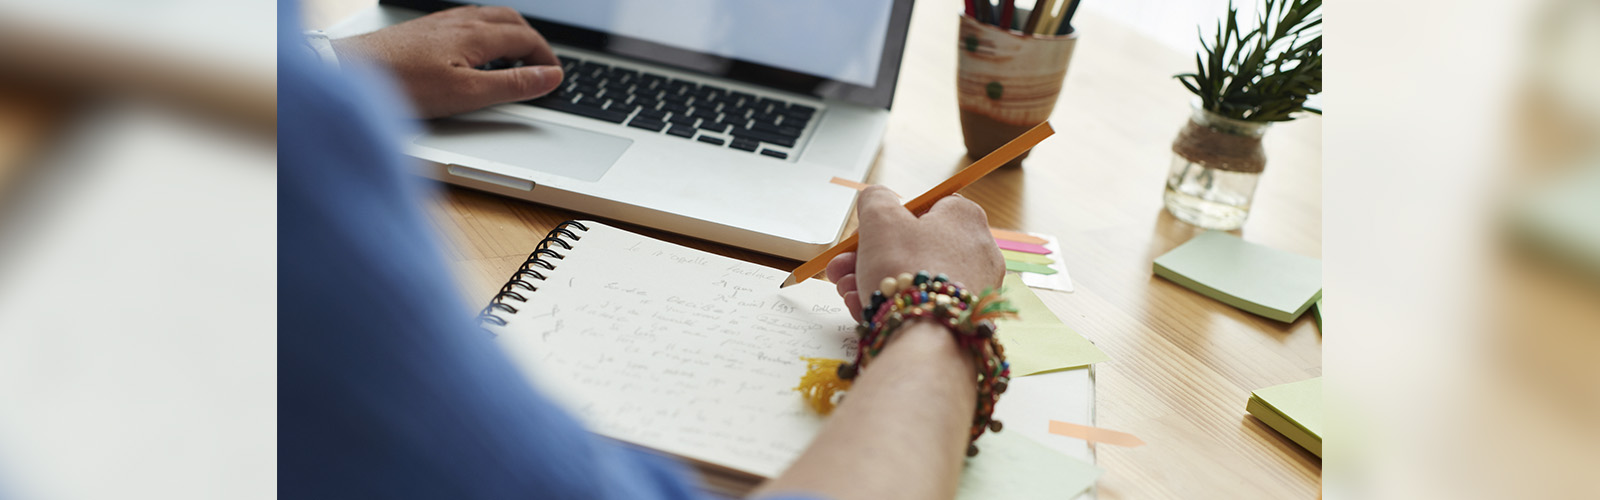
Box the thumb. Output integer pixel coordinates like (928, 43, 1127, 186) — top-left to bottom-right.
(471, 65, 564, 105)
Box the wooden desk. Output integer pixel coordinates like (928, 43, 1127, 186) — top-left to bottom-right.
(313, 1, 1323, 497)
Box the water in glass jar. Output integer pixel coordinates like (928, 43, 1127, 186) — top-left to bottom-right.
(1162, 155, 1261, 230)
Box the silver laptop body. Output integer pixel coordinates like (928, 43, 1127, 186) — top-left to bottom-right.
(329, 0, 917, 259)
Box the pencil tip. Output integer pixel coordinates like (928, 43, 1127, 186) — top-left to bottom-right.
(780, 275, 798, 288)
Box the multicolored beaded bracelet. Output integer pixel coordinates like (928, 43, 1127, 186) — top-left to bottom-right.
(796, 271, 1017, 457)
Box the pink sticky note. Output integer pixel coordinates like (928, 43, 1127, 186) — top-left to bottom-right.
(996, 238, 1051, 254)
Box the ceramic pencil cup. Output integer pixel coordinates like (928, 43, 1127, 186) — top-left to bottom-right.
(956, 13, 1079, 167)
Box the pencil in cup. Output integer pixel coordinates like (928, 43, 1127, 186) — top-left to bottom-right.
(956, 13, 1078, 167)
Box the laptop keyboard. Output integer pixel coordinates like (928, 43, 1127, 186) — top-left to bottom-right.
(520, 55, 817, 160)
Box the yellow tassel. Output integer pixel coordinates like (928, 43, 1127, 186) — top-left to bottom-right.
(794, 357, 853, 415)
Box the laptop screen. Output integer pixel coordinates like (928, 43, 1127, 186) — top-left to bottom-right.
(479, 1, 894, 89)
(380, 0, 916, 109)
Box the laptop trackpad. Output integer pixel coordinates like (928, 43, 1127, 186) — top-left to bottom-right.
(415, 110, 631, 183)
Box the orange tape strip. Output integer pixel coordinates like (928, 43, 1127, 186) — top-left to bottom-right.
(829, 177, 903, 198)
(829, 177, 870, 191)
(989, 228, 1048, 245)
(1047, 420, 1147, 447)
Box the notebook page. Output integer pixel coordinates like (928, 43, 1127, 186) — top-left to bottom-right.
(489, 222, 857, 478)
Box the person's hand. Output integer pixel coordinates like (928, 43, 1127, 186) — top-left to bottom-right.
(331, 6, 563, 119)
(825, 186, 1005, 322)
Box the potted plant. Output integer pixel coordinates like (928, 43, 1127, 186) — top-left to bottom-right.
(1166, 0, 1321, 230)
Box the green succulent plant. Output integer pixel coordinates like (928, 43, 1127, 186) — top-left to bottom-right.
(1177, 0, 1322, 122)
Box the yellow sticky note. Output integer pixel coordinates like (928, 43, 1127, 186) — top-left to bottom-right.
(1001, 324, 1110, 376)
(1001, 250, 1054, 265)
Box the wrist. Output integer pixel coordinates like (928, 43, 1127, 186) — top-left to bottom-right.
(885, 319, 979, 379)
(327, 37, 372, 67)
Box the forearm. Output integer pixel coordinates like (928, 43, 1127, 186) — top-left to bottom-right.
(756, 321, 978, 500)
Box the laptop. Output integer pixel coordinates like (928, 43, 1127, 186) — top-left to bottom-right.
(328, 0, 917, 260)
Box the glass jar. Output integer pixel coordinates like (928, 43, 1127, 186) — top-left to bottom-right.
(1163, 106, 1271, 230)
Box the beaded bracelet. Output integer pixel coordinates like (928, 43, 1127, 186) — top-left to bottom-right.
(796, 271, 1017, 457)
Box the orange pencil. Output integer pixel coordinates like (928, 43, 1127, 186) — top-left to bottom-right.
(780, 121, 1056, 287)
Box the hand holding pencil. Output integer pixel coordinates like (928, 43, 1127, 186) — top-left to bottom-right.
(783, 121, 1055, 288)
(823, 187, 1005, 322)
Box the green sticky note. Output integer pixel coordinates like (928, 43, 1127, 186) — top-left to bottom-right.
(997, 273, 1061, 327)
(1513, 162, 1600, 276)
(1314, 298, 1322, 330)
(1006, 260, 1058, 275)
(1001, 250, 1054, 265)
(993, 274, 1107, 377)
(957, 430, 1102, 500)
(1247, 377, 1323, 457)
(1000, 324, 1109, 376)
(1153, 231, 1322, 322)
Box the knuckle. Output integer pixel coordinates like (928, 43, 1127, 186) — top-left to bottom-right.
(963, 199, 988, 220)
(509, 70, 540, 94)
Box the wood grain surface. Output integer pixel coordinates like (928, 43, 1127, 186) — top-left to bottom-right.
(312, 0, 1323, 497)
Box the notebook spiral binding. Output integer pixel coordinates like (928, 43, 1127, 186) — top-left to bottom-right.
(476, 220, 589, 328)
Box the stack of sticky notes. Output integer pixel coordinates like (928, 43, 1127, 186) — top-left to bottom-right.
(1246, 377, 1322, 457)
(996, 274, 1109, 376)
(992, 228, 1073, 292)
(1153, 231, 1322, 323)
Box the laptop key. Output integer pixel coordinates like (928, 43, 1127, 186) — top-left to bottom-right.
(666, 124, 697, 138)
(528, 98, 628, 124)
(667, 114, 697, 127)
(667, 80, 699, 95)
(688, 108, 718, 120)
(751, 109, 782, 125)
(733, 128, 797, 148)
(730, 137, 760, 152)
(751, 121, 802, 138)
(697, 121, 730, 134)
(697, 136, 726, 146)
(760, 149, 789, 160)
(637, 74, 665, 89)
(637, 109, 668, 121)
(628, 117, 667, 132)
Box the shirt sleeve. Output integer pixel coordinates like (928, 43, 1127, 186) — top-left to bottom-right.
(276, 2, 736, 499)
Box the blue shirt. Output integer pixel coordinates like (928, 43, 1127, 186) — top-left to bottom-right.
(277, 3, 818, 499)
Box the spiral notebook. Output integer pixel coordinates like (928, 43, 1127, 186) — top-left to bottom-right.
(479, 221, 1101, 498)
